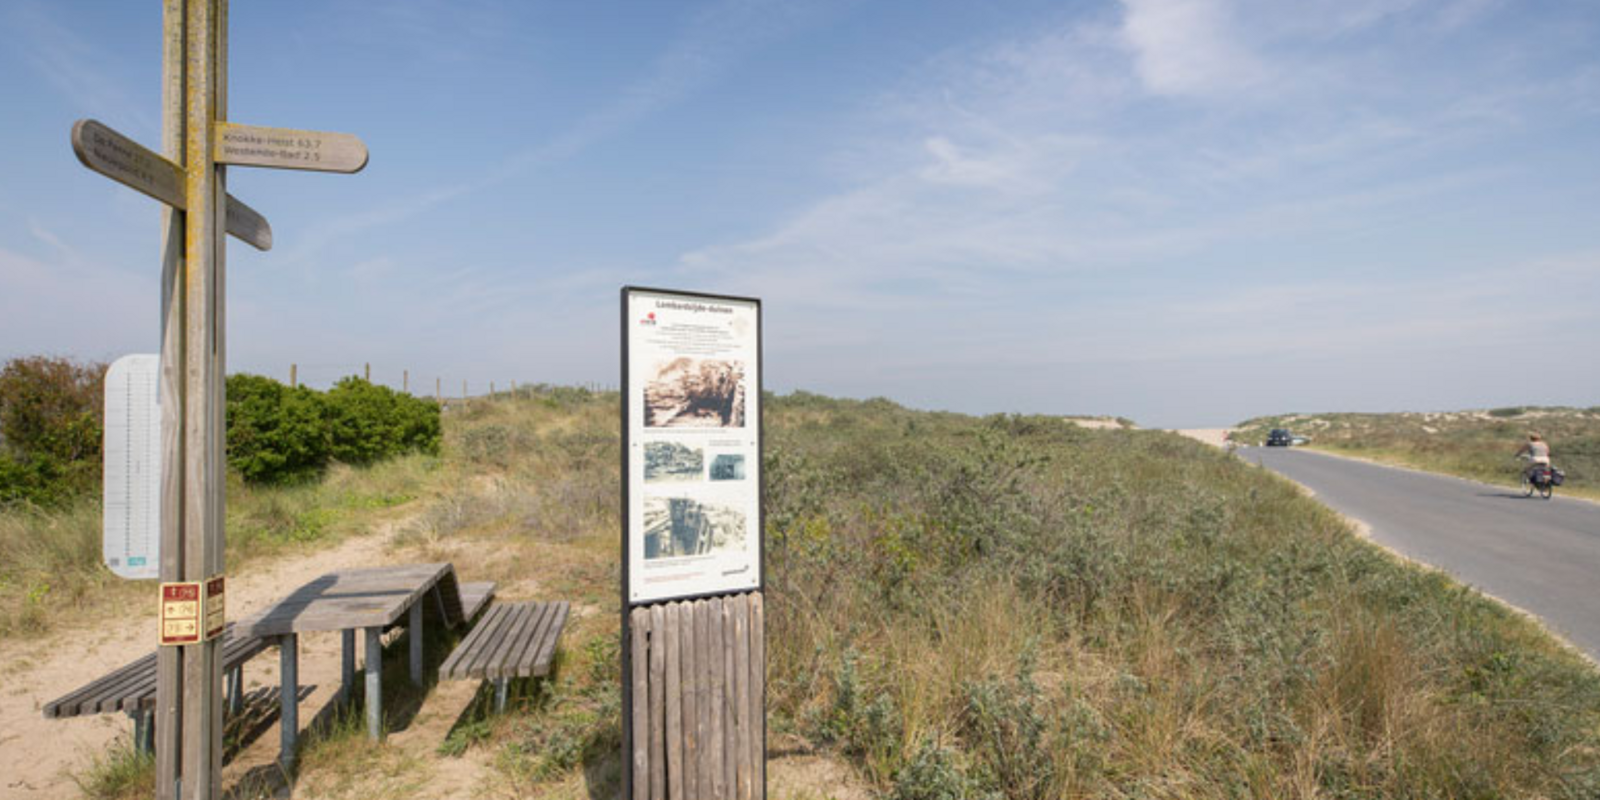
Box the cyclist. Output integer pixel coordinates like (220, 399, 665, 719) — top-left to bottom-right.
(1516, 433, 1553, 482)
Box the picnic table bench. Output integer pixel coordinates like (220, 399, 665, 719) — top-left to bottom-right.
(42, 625, 275, 754)
(234, 563, 489, 767)
(440, 600, 570, 711)
(43, 566, 499, 770)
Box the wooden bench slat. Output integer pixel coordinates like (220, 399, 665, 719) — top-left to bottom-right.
(438, 600, 571, 685)
(529, 602, 570, 677)
(44, 652, 155, 718)
(464, 605, 519, 678)
(505, 602, 557, 676)
(460, 604, 510, 676)
(111, 632, 270, 713)
(44, 626, 272, 720)
(458, 604, 511, 680)
(440, 603, 507, 680)
(486, 603, 541, 680)
(455, 606, 505, 678)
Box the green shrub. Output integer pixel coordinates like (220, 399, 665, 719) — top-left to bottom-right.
(0, 453, 76, 507)
(225, 374, 330, 484)
(326, 377, 441, 466)
(0, 356, 106, 507)
(226, 374, 440, 484)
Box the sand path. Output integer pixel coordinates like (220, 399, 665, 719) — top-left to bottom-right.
(0, 529, 405, 798)
(1173, 428, 1233, 448)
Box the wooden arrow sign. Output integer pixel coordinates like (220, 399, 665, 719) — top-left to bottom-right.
(215, 123, 367, 173)
(71, 119, 272, 251)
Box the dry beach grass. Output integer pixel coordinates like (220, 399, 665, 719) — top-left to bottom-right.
(3, 388, 1598, 798)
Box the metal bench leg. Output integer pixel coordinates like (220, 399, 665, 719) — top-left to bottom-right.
(341, 629, 356, 703)
(227, 665, 243, 717)
(433, 585, 449, 626)
(365, 626, 384, 741)
(494, 678, 510, 713)
(129, 709, 153, 755)
(409, 601, 424, 687)
(279, 634, 298, 772)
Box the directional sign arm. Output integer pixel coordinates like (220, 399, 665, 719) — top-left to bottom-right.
(70, 119, 272, 251)
(214, 122, 367, 173)
(223, 196, 272, 252)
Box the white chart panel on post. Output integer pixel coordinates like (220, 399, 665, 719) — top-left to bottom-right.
(626, 289, 761, 605)
(103, 354, 161, 580)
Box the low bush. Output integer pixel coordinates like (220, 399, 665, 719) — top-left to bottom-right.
(226, 374, 440, 484)
(0, 356, 105, 507)
(226, 374, 330, 484)
(325, 376, 441, 466)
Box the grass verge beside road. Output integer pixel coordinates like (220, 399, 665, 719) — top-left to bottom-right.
(1236, 406, 1600, 501)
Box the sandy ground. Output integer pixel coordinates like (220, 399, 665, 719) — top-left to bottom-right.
(1, 513, 871, 799)
(1064, 417, 1128, 430)
(0, 529, 401, 799)
(1173, 428, 1233, 448)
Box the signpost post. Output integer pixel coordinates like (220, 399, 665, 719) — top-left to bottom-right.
(72, 3, 367, 797)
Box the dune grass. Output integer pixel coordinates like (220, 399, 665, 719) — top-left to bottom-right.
(1234, 407, 1600, 500)
(759, 396, 1600, 798)
(0, 454, 436, 639)
(28, 387, 1600, 798)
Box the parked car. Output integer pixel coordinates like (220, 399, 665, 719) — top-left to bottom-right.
(1266, 428, 1293, 446)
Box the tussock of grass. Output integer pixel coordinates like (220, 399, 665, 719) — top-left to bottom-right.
(1235, 407, 1600, 499)
(71, 737, 153, 800)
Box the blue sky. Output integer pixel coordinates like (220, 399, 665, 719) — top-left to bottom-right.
(3, 0, 1598, 427)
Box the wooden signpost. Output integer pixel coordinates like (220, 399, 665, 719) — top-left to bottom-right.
(72, 119, 272, 251)
(71, 2, 367, 797)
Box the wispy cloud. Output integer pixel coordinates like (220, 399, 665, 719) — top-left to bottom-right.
(664, 0, 1600, 422)
(1117, 0, 1266, 98)
(3, 1, 155, 136)
(285, 0, 840, 268)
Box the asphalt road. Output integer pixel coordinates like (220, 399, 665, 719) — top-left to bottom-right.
(1245, 446, 1600, 660)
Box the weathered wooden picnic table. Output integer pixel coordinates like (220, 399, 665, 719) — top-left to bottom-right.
(234, 563, 491, 766)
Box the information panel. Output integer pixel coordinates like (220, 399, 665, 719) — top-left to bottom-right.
(103, 354, 161, 580)
(623, 287, 762, 605)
